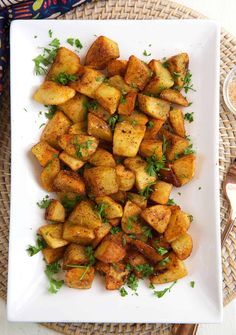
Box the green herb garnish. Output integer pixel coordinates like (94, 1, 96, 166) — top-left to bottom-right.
(127, 273, 139, 292)
(110, 226, 122, 235)
(45, 105, 57, 119)
(45, 261, 64, 294)
(108, 114, 119, 130)
(61, 195, 81, 212)
(39, 123, 46, 129)
(37, 195, 51, 209)
(183, 70, 196, 93)
(156, 246, 168, 256)
(184, 112, 194, 123)
(154, 280, 177, 298)
(183, 144, 195, 155)
(120, 287, 128, 297)
(95, 203, 108, 223)
(190, 281, 195, 288)
(48, 29, 53, 38)
(139, 182, 156, 199)
(149, 283, 155, 290)
(52, 72, 77, 85)
(143, 50, 151, 56)
(120, 94, 126, 104)
(134, 264, 154, 277)
(127, 215, 138, 230)
(26, 236, 46, 256)
(145, 154, 167, 177)
(147, 121, 154, 129)
(85, 246, 95, 266)
(167, 198, 176, 205)
(33, 38, 60, 75)
(142, 225, 153, 238)
(159, 256, 170, 266)
(74, 138, 94, 159)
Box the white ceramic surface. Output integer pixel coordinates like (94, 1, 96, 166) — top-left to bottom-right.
(8, 19, 222, 323)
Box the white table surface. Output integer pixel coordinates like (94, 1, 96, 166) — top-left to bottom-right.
(2, 0, 236, 334)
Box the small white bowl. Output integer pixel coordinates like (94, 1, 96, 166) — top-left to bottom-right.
(223, 64, 236, 115)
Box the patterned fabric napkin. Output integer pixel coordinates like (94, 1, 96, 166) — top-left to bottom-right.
(0, 0, 91, 95)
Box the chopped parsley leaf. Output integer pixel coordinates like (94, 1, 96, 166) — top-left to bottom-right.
(184, 112, 194, 123)
(190, 281, 195, 288)
(44, 105, 57, 119)
(156, 246, 168, 256)
(127, 215, 138, 230)
(183, 143, 195, 155)
(67, 38, 74, 46)
(120, 287, 128, 297)
(167, 198, 176, 205)
(75, 39, 83, 49)
(134, 264, 154, 277)
(85, 246, 95, 266)
(120, 95, 126, 104)
(145, 154, 167, 177)
(110, 226, 122, 235)
(49, 38, 60, 48)
(37, 195, 51, 209)
(139, 182, 156, 199)
(39, 123, 46, 129)
(33, 38, 60, 75)
(61, 195, 81, 212)
(154, 280, 177, 298)
(143, 50, 151, 56)
(159, 256, 170, 266)
(147, 121, 154, 129)
(74, 138, 94, 158)
(95, 203, 108, 223)
(149, 283, 155, 290)
(48, 29, 53, 38)
(142, 225, 153, 238)
(84, 100, 98, 112)
(108, 114, 119, 130)
(26, 236, 46, 256)
(127, 273, 139, 292)
(45, 261, 64, 294)
(183, 70, 196, 93)
(52, 72, 77, 85)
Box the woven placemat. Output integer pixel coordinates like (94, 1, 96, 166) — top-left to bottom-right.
(1, 0, 236, 334)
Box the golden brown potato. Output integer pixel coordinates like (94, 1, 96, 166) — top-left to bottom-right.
(113, 121, 146, 157)
(40, 158, 60, 192)
(110, 191, 127, 204)
(138, 94, 170, 121)
(70, 66, 105, 98)
(40, 111, 71, 149)
(59, 151, 84, 171)
(172, 154, 196, 186)
(108, 75, 137, 94)
(68, 121, 87, 135)
(150, 257, 187, 284)
(109, 218, 121, 227)
(95, 196, 123, 219)
(94, 83, 121, 115)
(89, 103, 111, 122)
(144, 60, 174, 95)
(118, 92, 137, 116)
(63, 243, 89, 269)
(96, 262, 129, 290)
(42, 246, 66, 264)
(45, 199, 65, 222)
(94, 240, 126, 263)
(141, 205, 171, 233)
(125, 249, 148, 278)
(87, 113, 112, 142)
(47, 47, 80, 78)
(39, 223, 68, 248)
(166, 53, 189, 88)
(129, 239, 160, 264)
(69, 200, 102, 229)
(126, 192, 147, 209)
(84, 166, 119, 196)
(115, 164, 135, 192)
(171, 233, 193, 260)
(124, 156, 156, 191)
(107, 59, 128, 77)
(33, 81, 76, 105)
(119, 111, 149, 125)
(121, 200, 143, 235)
(160, 89, 189, 107)
(58, 134, 99, 161)
(169, 109, 186, 137)
(92, 222, 111, 248)
(144, 118, 164, 140)
(31, 141, 59, 167)
(58, 93, 88, 123)
(53, 170, 85, 194)
(88, 148, 116, 167)
(164, 209, 191, 242)
(139, 139, 163, 159)
(63, 221, 95, 245)
(125, 55, 152, 90)
(150, 181, 173, 205)
(159, 164, 181, 187)
(85, 36, 119, 69)
(65, 266, 95, 289)
(159, 128, 189, 161)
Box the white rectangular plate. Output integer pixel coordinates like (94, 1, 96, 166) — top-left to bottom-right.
(8, 19, 222, 323)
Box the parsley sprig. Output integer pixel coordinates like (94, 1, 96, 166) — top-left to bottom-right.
(45, 261, 64, 294)
(74, 138, 94, 159)
(145, 155, 167, 177)
(182, 71, 196, 93)
(153, 280, 177, 298)
(37, 195, 51, 209)
(95, 203, 108, 223)
(110, 226, 122, 235)
(156, 246, 168, 256)
(66, 38, 83, 49)
(184, 112, 194, 123)
(134, 264, 154, 277)
(108, 114, 119, 130)
(26, 236, 46, 256)
(33, 38, 60, 75)
(139, 182, 156, 199)
(44, 105, 57, 119)
(52, 72, 77, 85)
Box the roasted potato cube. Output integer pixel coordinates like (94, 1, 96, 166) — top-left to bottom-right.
(40, 158, 60, 192)
(92, 222, 111, 248)
(63, 243, 89, 269)
(113, 121, 146, 157)
(138, 94, 170, 121)
(118, 92, 137, 116)
(125, 249, 148, 278)
(70, 66, 105, 98)
(45, 199, 65, 222)
(33, 81, 76, 105)
(150, 257, 187, 284)
(85, 36, 119, 69)
(129, 239, 160, 264)
(159, 128, 189, 161)
(166, 53, 189, 88)
(94, 240, 126, 263)
(110, 191, 127, 204)
(103, 231, 126, 248)
(172, 154, 196, 186)
(65, 266, 95, 289)
(115, 164, 135, 191)
(95, 196, 123, 219)
(58, 93, 88, 123)
(105, 263, 129, 290)
(109, 218, 121, 227)
(47, 47, 80, 78)
(59, 151, 84, 171)
(39, 223, 68, 248)
(90, 103, 111, 122)
(150, 181, 173, 204)
(119, 111, 149, 125)
(108, 75, 137, 94)
(69, 200, 102, 229)
(144, 60, 174, 95)
(88, 148, 116, 167)
(53, 170, 85, 194)
(141, 205, 171, 233)
(169, 109, 186, 137)
(87, 113, 112, 142)
(144, 118, 164, 140)
(40, 111, 71, 149)
(84, 166, 119, 196)
(121, 200, 143, 234)
(171, 233, 193, 260)
(159, 163, 181, 187)
(127, 192, 147, 209)
(160, 89, 189, 107)
(107, 59, 128, 77)
(164, 209, 191, 242)
(124, 156, 156, 191)
(63, 221, 95, 245)
(94, 83, 121, 115)
(125, 55, 151, 90)
(42, 246, 66, 264)
(139, 139, 163, 159)
(31, 141, 59, 167)
(68, 121, 87, 135)
(58, 134, 99, 161)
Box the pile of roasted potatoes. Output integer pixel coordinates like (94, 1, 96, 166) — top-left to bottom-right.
(31, 35, 195, 293)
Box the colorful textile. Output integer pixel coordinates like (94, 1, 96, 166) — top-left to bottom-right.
(0, 0, 91, 94)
